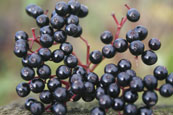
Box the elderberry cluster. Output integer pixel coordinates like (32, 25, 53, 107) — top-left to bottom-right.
(13, 0, 173, 115)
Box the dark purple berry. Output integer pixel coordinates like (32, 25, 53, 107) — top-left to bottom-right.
(20, 67, 35, 81)
(36, 14, 49, 27)
(89, 50, 103, 64)
(78, 4, 88, 18)
(141, 50, 158, 65)
(100, 31, 113, 44)
(15, 31, 28, 41)
(54, 30, 67, 43)
(102, 44, 116, 58)
(55, 1, 69, 16)
(154, 66, 168, 80)
(113, 38, 128, 53)
(127, 8, 140, 22)
(149, 38, 161, 51)
(56, 65, 71, 79)
(25, 4, 44, 18)
(129, 40, 145, 56)
(16, 82, 30, 97)
(30, 78, 45, 93)
(159, 83, 173, 97)
(142, 91, 158, 107)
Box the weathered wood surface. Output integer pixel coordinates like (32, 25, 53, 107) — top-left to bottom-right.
(0, 101, 173, 115)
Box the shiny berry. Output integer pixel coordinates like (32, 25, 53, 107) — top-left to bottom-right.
(20, 67, 35, 81)
(15, 31, 28, 41)
(85, 72, 99, 85)
(117, 72, 131, 87)
(154, 66, 168, 80)
(47, 78, 62, 91)
(71, 80, 85, 94)
(113, 38, 128, 53)
(143, 75, 158, 90)
(90, 107, 105, 115)
(129, 40, 145, 56)
(28, 53, 43, 68)
(135, 25, 148, 41)
(30, 101, 45, 115)
(40, 34, 54, 48)
(60, 42, 73, 55)
(130, 77, 144, 92)
(30, 78, 45, 93)
(89, 50, 103, 64)
(102, 44, 116, 58)
(53, 87, 68, 102)
(73, 65, 87, 77)
(142, 91, 158, 107)
(112, 98, 125, 111)
(70, 74, 83, 84)
(68, 0, 81, 15)
(100, 73, 115, 88)
(126, 29, 139, 43)
(53, 30, 67, 43)
(39, 90, 52, 104)
(159, 83, 173, 97)
(36, 14, 49, 27)
(16, 82, 30, 97)
(25, 98, 37, 110)
(104, 63, 119, 76)
(64, 54, 78, 68)
(66, 14, 79, 25)
(99, 94, 112, 109)
(52, 49, 64, 63)
(56, 65, 71, 79)
(127, 8, 140, 22)
(14, 44, 27, 58)
(65, 24, 78, 36)
(78, 4, 88, 18)
(100, 31, 113, 44)
(38, 48, 51, 61)
(166, 73, 173, 85)
(73, 25, 83, 37)
(84, 81, 95, 94)
(141, 50, 158, 65)
(52, 103, 67, 115)
(40, 26, 54, 36)
(107, 83, 120, 98)
(118, 59, 131, 71)
(138, 107, 153, 115)
(125, 69, 136, 79)
(51, 15, 65, 29)
(96, 87, 105, 100)
(149, 38, 161, 51)
(123, 89, 138, 103)
(25, 4, 44, 18)
(55, 1, 69, 16)
(124, 104, 137, 115)
(37, 64, 51, 79)
(22, 55, 30, 67)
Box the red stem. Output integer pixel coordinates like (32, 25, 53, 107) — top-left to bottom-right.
(45, 104, 51, 111)
(61, 80, 70, 89)
(125, 4, 131, 10)
(70, 94, 77, 101)
(118, 111, 122, 115)
(112, 13, 119, 25)
(80, 36, 90, 67)
(91, 7, 128, 72)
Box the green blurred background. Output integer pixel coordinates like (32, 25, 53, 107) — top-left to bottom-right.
(0, 0, 172, 106)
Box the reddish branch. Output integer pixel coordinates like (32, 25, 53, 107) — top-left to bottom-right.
(90, 4, 130, 72)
